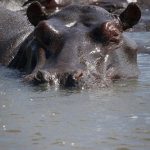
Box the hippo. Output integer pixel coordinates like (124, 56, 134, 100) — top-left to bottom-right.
(0, 2, 141, 88)
(22, 0, 129, 13)
(0, 5, 33, 65)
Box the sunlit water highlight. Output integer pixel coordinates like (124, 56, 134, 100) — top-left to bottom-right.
(0, 32, 150, 150)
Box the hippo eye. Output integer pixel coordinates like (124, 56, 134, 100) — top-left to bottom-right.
(90, 21, 122, 44)
(34, 21, 64, 56)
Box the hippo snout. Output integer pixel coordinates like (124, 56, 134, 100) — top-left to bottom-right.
(25, 69, 84, 87)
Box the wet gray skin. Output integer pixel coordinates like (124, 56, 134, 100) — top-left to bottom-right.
(0, 5, 33, 65)
(1, 2, 141, 88)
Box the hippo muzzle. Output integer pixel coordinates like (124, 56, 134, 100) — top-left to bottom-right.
(9, 2, 141, 88)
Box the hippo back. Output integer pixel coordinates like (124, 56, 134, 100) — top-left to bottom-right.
(0, 6, 33, 65)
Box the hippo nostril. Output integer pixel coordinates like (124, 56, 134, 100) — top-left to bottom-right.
(59, 71, 83, 88)
(64, 74, 76, 87)
(34, 70, 50, 83)
(58, 73, 76, 88)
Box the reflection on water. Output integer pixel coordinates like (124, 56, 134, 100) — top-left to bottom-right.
(0, 33, 150, 150)
(126, 32, 150, 53)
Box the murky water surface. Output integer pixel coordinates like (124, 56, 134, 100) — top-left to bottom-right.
(0, 32, 150, 150)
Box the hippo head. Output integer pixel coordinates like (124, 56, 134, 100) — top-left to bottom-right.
(9, 2, 141, 88)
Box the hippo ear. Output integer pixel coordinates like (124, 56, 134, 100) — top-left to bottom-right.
(27, 2, 48, 26)
(91, 21, 122, 43)
(119, 3, 141, 30)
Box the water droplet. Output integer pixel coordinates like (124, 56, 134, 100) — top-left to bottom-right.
(30, 98, 34, 101)
(62, 141, 66, 145)
(3, 125, 6, 131)
(129, 115, 138, 119)
(52, 113, 56, 116)
(82, 86, 85, 90)
(2, 105, 6, 108)
(71, 142, 75, 146)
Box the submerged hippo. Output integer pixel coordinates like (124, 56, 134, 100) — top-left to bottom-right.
(22, 0, 128, 13)
(0, 2, 141, 88)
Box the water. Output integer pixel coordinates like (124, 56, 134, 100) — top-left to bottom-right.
(0, 32, 150, 150)
(126, 32, 150, 53)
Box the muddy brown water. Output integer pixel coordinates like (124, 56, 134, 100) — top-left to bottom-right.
(0, 32, 150, 150)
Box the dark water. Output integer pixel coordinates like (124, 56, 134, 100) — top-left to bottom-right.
(0, 32, 150, 150)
